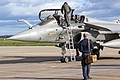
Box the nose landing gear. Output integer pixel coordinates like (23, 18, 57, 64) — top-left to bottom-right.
(60, 56, 69, 63)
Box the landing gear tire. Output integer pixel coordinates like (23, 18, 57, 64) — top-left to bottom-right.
(118, 51, 120, 54)
(60, 56, 69, 63)
(92, 49, 100, 59)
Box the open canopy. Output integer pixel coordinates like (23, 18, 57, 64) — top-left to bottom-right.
(38, 9, 62, 21)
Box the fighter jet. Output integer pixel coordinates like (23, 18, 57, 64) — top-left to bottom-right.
(8, 9, 120, 62)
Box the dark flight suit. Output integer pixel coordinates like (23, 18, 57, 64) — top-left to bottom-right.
(61, 2, 72, 27)
(79, 38, 93, 80)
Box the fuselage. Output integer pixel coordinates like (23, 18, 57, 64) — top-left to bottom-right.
(8, 18, 84, 43)
(8, 8, 120, 49)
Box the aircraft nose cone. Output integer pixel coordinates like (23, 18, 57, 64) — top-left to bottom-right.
(8, 29, 39, 42)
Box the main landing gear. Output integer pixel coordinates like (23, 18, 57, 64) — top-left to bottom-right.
(92, 48, 100, 59)
(118, 51, 120, 54)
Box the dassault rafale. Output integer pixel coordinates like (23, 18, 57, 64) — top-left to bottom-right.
(8, 8, 120, 62)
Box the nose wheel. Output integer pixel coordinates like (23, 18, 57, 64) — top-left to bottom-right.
(60, 56, 69, 63)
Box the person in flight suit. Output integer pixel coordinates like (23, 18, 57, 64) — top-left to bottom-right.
(79, 33, 93, 80)
(61, 2, 72, 27)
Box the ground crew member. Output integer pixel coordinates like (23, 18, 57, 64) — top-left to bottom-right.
(79, 33, 93, 80)
(61, 2, 72, 27)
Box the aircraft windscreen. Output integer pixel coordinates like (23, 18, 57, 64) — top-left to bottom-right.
(38, 18, 55, 26)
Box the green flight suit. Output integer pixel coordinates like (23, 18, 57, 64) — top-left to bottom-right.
(61, 2, 72, 27)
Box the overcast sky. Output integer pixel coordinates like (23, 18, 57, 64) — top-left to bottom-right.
(0, 0, 120, 35)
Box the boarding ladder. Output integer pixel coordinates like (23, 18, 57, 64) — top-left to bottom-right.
(66, 26, 76, 62)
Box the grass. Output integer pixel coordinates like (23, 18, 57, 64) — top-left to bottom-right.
(0, 38, 57, 46)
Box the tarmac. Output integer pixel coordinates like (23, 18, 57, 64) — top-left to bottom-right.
(0, 46, 120, 80)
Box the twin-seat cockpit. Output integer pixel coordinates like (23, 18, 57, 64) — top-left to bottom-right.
(38, 9, 87, 27)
